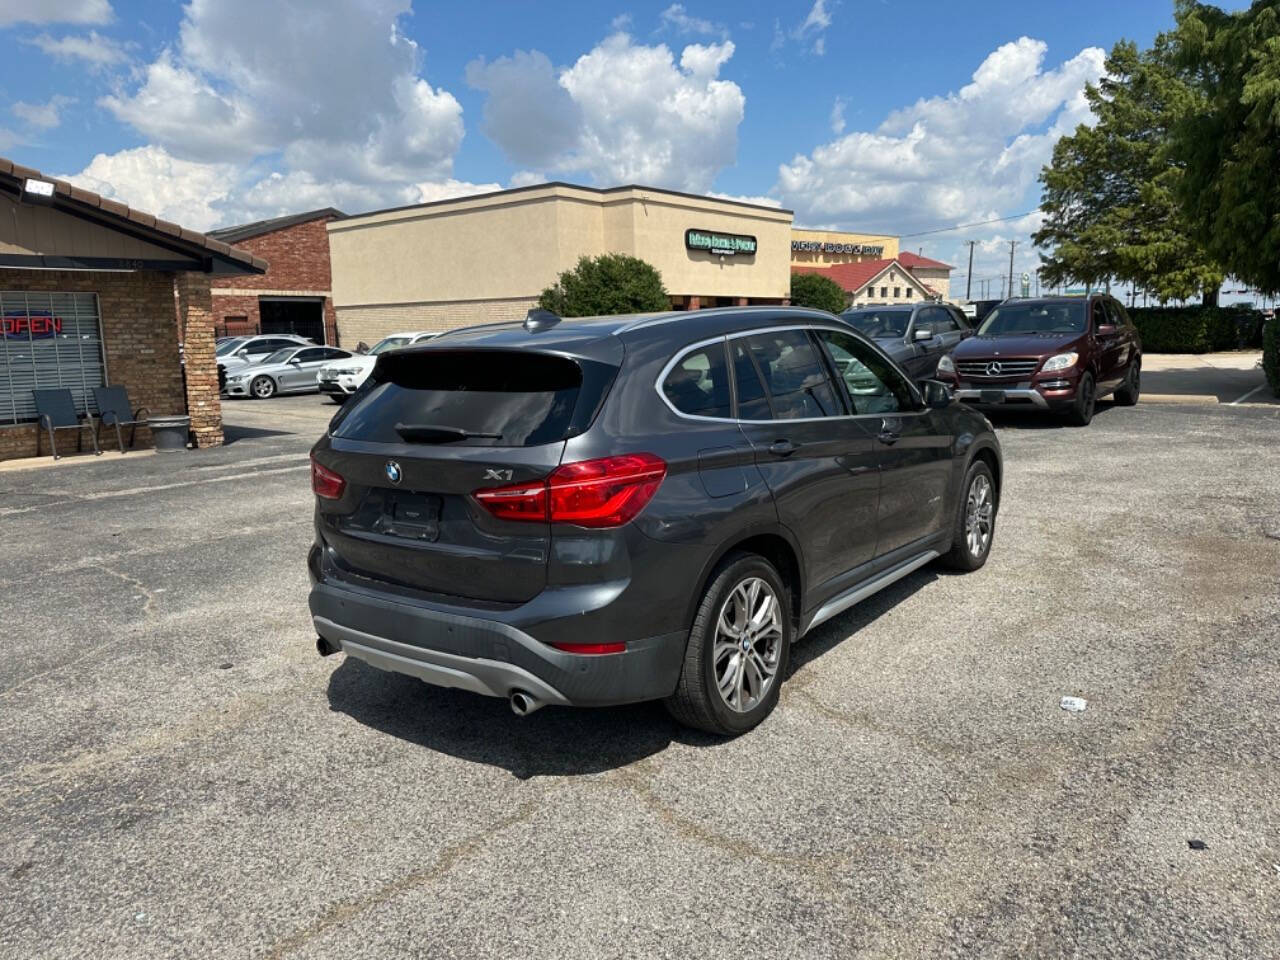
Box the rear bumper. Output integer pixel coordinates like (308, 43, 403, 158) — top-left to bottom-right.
(309, 577, 688, 707)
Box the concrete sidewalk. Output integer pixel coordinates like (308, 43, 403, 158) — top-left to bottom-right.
(1142, 351, 1276, 405)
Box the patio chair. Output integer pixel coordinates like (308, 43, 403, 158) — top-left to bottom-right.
(93, 385, 150, 454)
(33, 389, 101, 460)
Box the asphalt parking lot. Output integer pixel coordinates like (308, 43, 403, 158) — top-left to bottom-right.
(2, 393, 1278, 959)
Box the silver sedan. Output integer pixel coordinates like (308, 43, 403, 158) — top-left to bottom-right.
(224, 345, 355, 399)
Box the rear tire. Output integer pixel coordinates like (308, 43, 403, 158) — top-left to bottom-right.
(1065, 371, 1096, 426)
(941, 460, 997, 571)
(250, 375, 276, 399)
(665, 552, 792, 736)
(1113, 359, 1140, 406)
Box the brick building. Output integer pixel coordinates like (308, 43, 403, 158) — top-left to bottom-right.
(207, 208, 344, 345)
(0, 155, 264, 462)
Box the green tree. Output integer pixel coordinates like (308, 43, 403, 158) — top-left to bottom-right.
(1167, 0, 1280, 295)
(1034, 40, 1223, 303)
(537, 254, 669, 316)
(789, 272, 847, 314)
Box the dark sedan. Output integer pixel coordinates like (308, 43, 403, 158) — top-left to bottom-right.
(840, 303, 972, 382)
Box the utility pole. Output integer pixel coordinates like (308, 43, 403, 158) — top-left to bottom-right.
(1007, 241, 1016, 300)
(965, 240, 975, 301)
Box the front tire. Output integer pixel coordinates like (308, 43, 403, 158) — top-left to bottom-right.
(1113, 359, 1140, 406)
(1065, 371, 1096, 426)
(250, 375, 276, 399)
(941, 460, 997, 571)
(665, 553, 792, 736)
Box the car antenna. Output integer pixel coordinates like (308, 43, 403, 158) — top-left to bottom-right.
(524, 308, 561, 332)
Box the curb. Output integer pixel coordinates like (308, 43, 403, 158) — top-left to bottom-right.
(1140, 394, 1219, 405)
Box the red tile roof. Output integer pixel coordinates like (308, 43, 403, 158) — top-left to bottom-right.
(898, 251, 953, 270)
(793, 258, 896, 293)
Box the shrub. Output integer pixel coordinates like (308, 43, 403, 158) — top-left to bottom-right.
(1127, 305, 1248, 352)
(1263, 313, 1280, 397)
(789, 273, 847, 314)
(538, 254, 669, 317)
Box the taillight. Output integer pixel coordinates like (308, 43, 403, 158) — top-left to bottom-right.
(473, 453, 666, 528)
(550, 641, 626, 655)
(310, 455, 346, 500)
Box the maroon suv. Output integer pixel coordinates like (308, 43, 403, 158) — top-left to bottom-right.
(936, 295, 1141, 425)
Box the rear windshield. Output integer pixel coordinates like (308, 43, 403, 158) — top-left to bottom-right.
(330, 349, 617, 447)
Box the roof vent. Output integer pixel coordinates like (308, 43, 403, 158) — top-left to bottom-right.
(523, 308, 562, 333)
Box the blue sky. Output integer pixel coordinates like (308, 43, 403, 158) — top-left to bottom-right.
(0, 0, 1249, 288)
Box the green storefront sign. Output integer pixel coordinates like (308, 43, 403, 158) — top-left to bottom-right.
(685, 228, 758, 256)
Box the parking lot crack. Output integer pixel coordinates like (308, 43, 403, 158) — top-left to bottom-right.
(97, 563, 158, 617)
(260, 798, 542, 959)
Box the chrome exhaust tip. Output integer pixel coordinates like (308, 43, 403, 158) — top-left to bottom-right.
(509, 690, 543, 716)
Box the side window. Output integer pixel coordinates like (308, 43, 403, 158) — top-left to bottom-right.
(322, 348, 348, 360)
(1105, 299, 1127, 328)
(731, 341, 772, 420)
(1091, 300, 1108, 330)
(816, 330, 916, 416)
(662, 342, 732, 418)
(744, 330, 842, 419)
(295, 348, 326, 363)
(933, 308, 961, 333)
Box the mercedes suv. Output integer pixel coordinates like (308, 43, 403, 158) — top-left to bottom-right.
(308, 307, 1002, 735)
(937, 295, 1141, 425)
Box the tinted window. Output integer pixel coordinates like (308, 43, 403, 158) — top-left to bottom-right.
(744, 330, 841, 419)
(295, 348, 328, 363)
(1091, 300, 1108, 330)
(332, 350, 614, 447)
(216, 338, 246, 356)
(731, 341, 772, 420)
(977, 302, 1086, 336)
(1104, 299, 1127, 328)
(663, 343, 731, 418)
(817, 330, 915, 415)
(320, 348, 349, 360)
(931, 308, 961, 333)
(261, 348, 297, 364)
(842, 309, 911, 339)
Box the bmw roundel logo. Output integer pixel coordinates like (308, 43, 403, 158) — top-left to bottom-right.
(385, 460, 402, 485)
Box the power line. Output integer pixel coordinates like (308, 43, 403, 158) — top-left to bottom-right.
(899, 211, 1036, 239)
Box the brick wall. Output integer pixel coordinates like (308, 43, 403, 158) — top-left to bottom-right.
(0, 268, 217, 462)
(335, 297, 540, 347)
(211, 215, 339, 344)
(176, 273, 221, 448)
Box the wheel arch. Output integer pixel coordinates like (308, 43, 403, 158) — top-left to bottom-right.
(686, 525, 806, 634)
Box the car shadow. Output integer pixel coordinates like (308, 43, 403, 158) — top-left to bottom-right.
(327, 565, 946, 775)
(325, 657, 713, 778)
(222, 423, 292, 444)
(983, 400, 1119, 431)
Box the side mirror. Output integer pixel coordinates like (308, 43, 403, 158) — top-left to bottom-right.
(921, 379, 953, 410)
(1096, 323, 1118, 336)
(288, 357, 302, 365)
(236, 349, 249, 358)
(913, 327, 934, 342)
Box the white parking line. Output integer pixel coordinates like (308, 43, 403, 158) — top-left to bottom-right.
(1229, 383, 1269, 406)
(0, 464, 310, 517)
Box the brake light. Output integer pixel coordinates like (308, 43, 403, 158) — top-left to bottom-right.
(310, 455, 346, 500)
(473, 453, 666, 528)
(550, 641, 626, 655)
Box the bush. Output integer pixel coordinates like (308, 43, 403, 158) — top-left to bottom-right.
(790, 273, 847, 314)
(538, 254, 669, 317)
(1263, 313, 1280, 397)
(1127, 305, 1249, 352)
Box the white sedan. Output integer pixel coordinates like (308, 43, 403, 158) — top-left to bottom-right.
(316, 331, 437, 401)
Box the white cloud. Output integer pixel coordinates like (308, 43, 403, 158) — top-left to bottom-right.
(64, 145, 236, 230)
(709, 192, 782, 208)
(830, 97, 845, 134)
(468, 32, 745, 193)
(12, 96, 74, 130)
(793, 0, 832, 55)
(778, 38, 1105, 236)
(659, 4, 726, 39)
(76, 0, 471, 228)
(25, 30, 130, 68)
(0, 0, 110, 27)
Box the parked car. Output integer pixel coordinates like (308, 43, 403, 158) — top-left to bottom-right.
(307, 306, 1002, 735)
(224, 345, 354, 399)
(936, 294, 1141, 425)
(217, 334, 314, 391)
(839, 303, 972, 382)
(317, 331, 438, 402)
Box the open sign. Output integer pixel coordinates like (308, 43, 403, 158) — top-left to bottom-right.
(2, 312, 63, 339)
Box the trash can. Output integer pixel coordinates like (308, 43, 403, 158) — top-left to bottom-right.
(148, 415, 191, 452)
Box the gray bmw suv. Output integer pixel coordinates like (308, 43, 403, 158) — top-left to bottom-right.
(308, 307, 1001, 735)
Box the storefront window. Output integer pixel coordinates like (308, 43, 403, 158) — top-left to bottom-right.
(0, 292, 105, 425)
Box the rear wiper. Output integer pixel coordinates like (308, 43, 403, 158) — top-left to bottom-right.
(394, 423, 502, 443)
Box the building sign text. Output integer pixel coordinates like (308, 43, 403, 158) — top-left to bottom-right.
(686, 229, 757, 257)
(792, 240, 885, 256)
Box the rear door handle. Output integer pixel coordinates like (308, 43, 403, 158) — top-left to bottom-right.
(768, 439, 798, 457)
(877, 430, 900, 446)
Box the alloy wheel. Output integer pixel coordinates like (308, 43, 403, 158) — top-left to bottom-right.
(965, 474, 994, 557)
(713, 577, 782, 713)
(251, 377, 275, 399)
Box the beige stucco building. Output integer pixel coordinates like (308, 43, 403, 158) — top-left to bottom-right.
(789, 228, 900, 267)
(328, 183, 795, 343)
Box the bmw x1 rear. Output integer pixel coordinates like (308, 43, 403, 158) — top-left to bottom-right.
(308, 307, 1001, 735)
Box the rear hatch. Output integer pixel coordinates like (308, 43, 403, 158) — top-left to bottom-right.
(316, 345, 620, 605)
